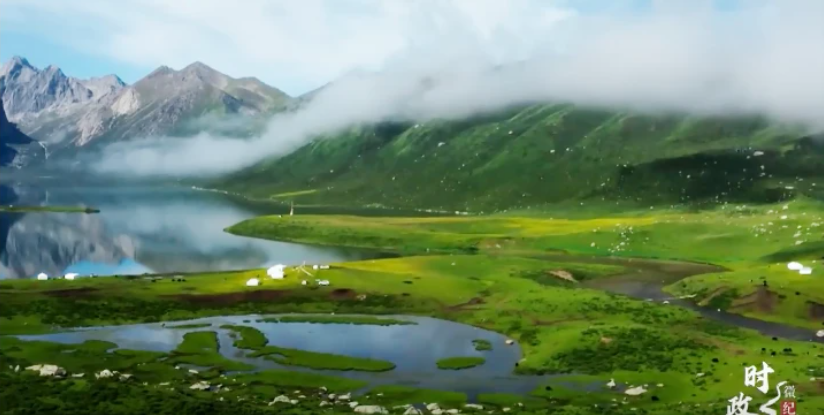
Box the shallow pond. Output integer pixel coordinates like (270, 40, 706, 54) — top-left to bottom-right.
(16, 314, 550, 396)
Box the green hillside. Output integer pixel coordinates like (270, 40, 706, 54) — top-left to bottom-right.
(216, 104, 824, 211)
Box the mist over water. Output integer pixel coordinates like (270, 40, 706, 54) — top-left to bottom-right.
(89, 0, 824, 178)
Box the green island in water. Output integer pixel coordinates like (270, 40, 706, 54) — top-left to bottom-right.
(3, 196, 824, 415)
(0, 205, 100, 213)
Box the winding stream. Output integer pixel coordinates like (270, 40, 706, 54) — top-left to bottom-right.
(531, 253, 823, 344)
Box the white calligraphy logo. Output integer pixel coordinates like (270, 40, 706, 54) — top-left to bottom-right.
(726, 362, 794, 415)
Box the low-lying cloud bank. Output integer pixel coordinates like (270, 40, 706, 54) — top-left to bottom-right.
(92, 0, 824, 177)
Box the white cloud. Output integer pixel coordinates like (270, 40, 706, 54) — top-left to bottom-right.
(4, 0, 824, 178)
(1, 0, 576, 94)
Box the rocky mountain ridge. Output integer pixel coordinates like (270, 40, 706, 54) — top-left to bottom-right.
(0, 56, 292, 161)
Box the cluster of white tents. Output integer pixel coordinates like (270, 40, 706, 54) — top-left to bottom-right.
(246, 263, 332, 287)
(35, 272, 78, 281)
(787, 261, 813, 275)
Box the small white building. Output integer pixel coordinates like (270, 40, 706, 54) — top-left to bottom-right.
(36, 273, 48, 281)
(319, 265, 330, 270)
(246, 278, 260, 287)
(64, 273, 78, 281)
(318, 280, 330, 286)
(301, 280, 307, 286)
(312, 265, 319, 270)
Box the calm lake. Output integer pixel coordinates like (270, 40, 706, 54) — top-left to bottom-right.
(0, 184, 397, 279)
(17, 314, 551, 396)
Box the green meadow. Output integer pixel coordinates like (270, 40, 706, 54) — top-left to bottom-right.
(2, 197, 824, 414)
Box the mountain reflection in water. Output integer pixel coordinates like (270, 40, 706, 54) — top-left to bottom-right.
(0, 183, 393, 279)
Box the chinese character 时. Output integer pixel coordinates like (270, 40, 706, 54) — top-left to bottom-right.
(758, 380, 787, 415)
(744, 361, 775, 394)
(726, 392, 758, 415)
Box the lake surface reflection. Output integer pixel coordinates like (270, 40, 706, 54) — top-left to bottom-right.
(17, 314, 549, 396)
(0, 184, 393, 279)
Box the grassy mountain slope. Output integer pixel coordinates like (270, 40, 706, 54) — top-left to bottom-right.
(217, 104, 824, 211)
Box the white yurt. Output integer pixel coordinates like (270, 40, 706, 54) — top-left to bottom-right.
(36, 273, 48, 281)
(267, 265, 286, 279)
(246, 278, 260, 287)
(64, 273, 78, 280)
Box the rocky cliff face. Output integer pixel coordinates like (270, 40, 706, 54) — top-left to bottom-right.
(0, 100, 45, 168)
(0, 57, 292, 163)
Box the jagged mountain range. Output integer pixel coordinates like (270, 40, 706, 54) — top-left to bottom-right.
(0, 56, 291, 163)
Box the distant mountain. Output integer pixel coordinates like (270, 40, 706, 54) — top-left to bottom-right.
(216, 104, 824, 211)
(0, 100, 45, 168)
(0, 56, 292, 162)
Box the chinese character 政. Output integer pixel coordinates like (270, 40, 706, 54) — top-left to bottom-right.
(745, 362, 775, 394)
(727, 392, 758, 415)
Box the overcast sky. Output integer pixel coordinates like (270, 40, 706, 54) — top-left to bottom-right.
(2, 0, 823, 177)
(0, 0, 760, 96)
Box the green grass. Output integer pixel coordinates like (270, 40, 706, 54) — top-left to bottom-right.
(249, 345, 396, 372)
(436, 356, 486, 370)
(472, 339, 492, 351)
(0, 205, 100, 213)
(214, 103, 823, 214)
(224, 197, 824, 331)
(0, 337, 163, 374)
(230, 369, 367, 391)
(362, 385, 467, 407)
(168, 331, 253, 371)
(166, 323, 211, 329)
(259, 315, 416, 325)
(477, 393, 547, 409)
(220, 324, 268, 349)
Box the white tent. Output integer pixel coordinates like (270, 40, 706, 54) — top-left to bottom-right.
(267, 265, 286, 279)
(787, 262, 803, 271)
(64, 273, 78, 280)
(318, 280, 330, 286)
(301, 280, 307, 285)
(36, 273, 48, 281)
(246, 278, 260, 287)
(799, 267, 812, 275)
